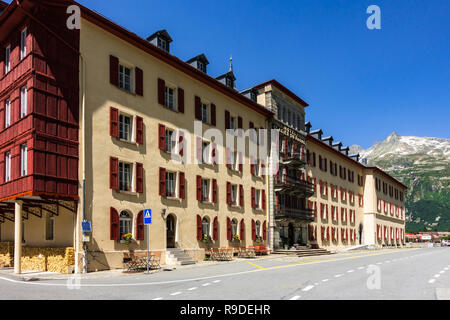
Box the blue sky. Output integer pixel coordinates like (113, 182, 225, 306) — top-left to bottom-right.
(76, 0, 450, 148)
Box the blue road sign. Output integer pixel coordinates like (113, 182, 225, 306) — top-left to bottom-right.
(144, 209, 152, 225)
(81, 221, 92, 233)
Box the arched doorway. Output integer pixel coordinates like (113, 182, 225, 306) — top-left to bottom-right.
(166, 214, 176, 248)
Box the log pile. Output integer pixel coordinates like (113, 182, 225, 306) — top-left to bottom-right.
(0, 242, 13, 268)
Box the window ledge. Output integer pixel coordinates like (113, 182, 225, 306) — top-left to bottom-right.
(119, 190, 137, 196)
(118, 138, 137, 146)
(166, 196, 182, 202)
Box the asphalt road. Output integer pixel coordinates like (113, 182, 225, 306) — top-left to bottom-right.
(0, 247, 448, 300)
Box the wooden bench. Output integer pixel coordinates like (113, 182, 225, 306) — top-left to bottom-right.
(123, 252, 161, 272)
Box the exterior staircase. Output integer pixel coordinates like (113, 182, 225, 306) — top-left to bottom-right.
(166, 248, 196, 266)
(273, 248, 334, 258)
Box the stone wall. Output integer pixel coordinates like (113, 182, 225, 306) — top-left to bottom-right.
(0, 242, 75, 274)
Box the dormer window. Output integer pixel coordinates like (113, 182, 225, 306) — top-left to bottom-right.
(186, 54, 210, 74)
(147, 30, 173, 53)
(158, 38, 169, 52)
(226, 77, 234, 88)
(198, 61, 205, 73)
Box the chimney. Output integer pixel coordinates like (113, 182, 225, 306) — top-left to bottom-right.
(305, 122, 312, 134)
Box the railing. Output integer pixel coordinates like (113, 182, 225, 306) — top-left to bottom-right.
(275, 174, 315, 195)
(275, 207, 315, 221)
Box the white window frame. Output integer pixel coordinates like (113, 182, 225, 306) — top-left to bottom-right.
(5, 151, 11, 183)
(5, 98, 11, 128)
(165, 170, 178, 198)
(254, 189, 261, 209)
(230, 184, 238, 206)
(202, 217, 211, 237)
(118, 161, 133, 192)
(21, 144, 27, 176)
(201, 179, 211, 203)
(165, 128, 176, 153)
(20, 86, 27, 118)
(118, 113, 133, 142)
(201, 102, 209, 124)
(5, 45, 10, 74)
(164, 84, 177, 111)
(119, 64, 133, 92)
(20, 28, 27, 60)
(119, 211, 133, 240)
(231, 219, 238, 237)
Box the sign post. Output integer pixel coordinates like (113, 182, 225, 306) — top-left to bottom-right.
(144, 209, 152, 274)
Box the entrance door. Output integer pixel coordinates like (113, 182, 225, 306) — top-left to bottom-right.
(166, 215, 176, 248)
(288, 223, 295, 246)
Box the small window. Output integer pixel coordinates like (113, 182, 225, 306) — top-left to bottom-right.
(21, 144, 27, 176)
(255, 221, 261, 237)
(20, 86, 27, 118)
(5, 46, 10, 74)
(165, 86, 176, 110)
(158, 38, 169, 52)
(166, 171, 176, 197)
(202, 217, 210, 237)
(229, 116, 236, 130)
(231, 219, 238, 237)
(255, 190, 261, 209)
(226, 77, 234, 88)
(198, 61, 206, 73)
(202, 141, 211, 164)
(254, 159, 260, 177)
(45, 214, 54, 241)
(119, 65, 132, 92)
(119, 162, 132, 192)
(5, 151, 11, 183)
(202, 179, 210, 202)
(20, 28, 27, 60)
(165, 128, 176, 153)
(201, 103, 209, 124)
(119, 211, 132, 240)
(5, 98, 10, 128)
(119, 114, 132, 141)
(230, 185, 238, 206)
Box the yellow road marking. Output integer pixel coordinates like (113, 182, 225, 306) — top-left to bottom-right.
(246, 261, 265, 269)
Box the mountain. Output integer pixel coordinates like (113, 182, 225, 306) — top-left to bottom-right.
(355, 132, 450, 233)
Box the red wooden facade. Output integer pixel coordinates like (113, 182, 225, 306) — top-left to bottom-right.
(0, 1, 80, 201)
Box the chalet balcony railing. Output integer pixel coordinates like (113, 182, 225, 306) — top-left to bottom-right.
(275, 206, 315, 221)
(279, 151, 306, 167)
(274, 174, 315, 197)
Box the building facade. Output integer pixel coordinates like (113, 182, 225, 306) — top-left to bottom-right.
(0, 0, 407, 274)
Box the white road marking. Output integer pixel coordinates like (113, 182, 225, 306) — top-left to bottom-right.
(429, 279, 436, 284)
(358, 267, 365, 270)
(444, 268, 449, 271)
(290, 295, 301, 300)
(376, 262, 382, 265)
(347, 270, 355, 273)
(213, 280, 221, 283)
(439, 271, 445, 274)
(202, 283, 211, 287)
(152, 297, 163, 300)
(322, 279, 329, 282)
(170, 292, 182, 296)
(335, 274, 343, 278)
(302, 285, 314, 292)
(434, 274, 440, 278)
(187, 287, 198, 291)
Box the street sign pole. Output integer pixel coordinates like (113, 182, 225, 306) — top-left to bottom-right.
(146, 224, 150, 274)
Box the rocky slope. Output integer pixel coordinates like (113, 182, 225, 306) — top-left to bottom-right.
(352, 133, 450, 232)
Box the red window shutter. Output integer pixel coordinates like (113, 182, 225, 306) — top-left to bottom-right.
(158, 124, 166, 151)
(179, 172, 185, 199)
(195, 96, 202, 120)
(159, 168, 166, 196)
(240, 219, 245, 241)
(252, 219, 256, 240)
(197, 215, 202, 240)
(263, 221, 267, 241)
(136, 211, 144, 240)
(196, 175, 202, 201)
(251, 187, 255, 209)
(227, 218, 232, 240)
(226, 182, 231, 205)
(135, 67, 143, 96)
(136, 116, 144, 144)
(211, 103, 216, 126)
(179, 132, 184, 157)
(136, 162, 143, 193)
(110, 207, 119, 240)
(225, 110, 230, 129)
(284, 137, 289, 156)
(262, 190, 266, 211)
(110, 107, 119, 138)
(178, 87, 184, 113)
(109, 55, 119, 86)
(109, 157, 119, 190)
(158, 78, 165, 105)
(239, 185, 244, 207)
(213, 217, 218, 241)
(212, 179, 218, 203)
